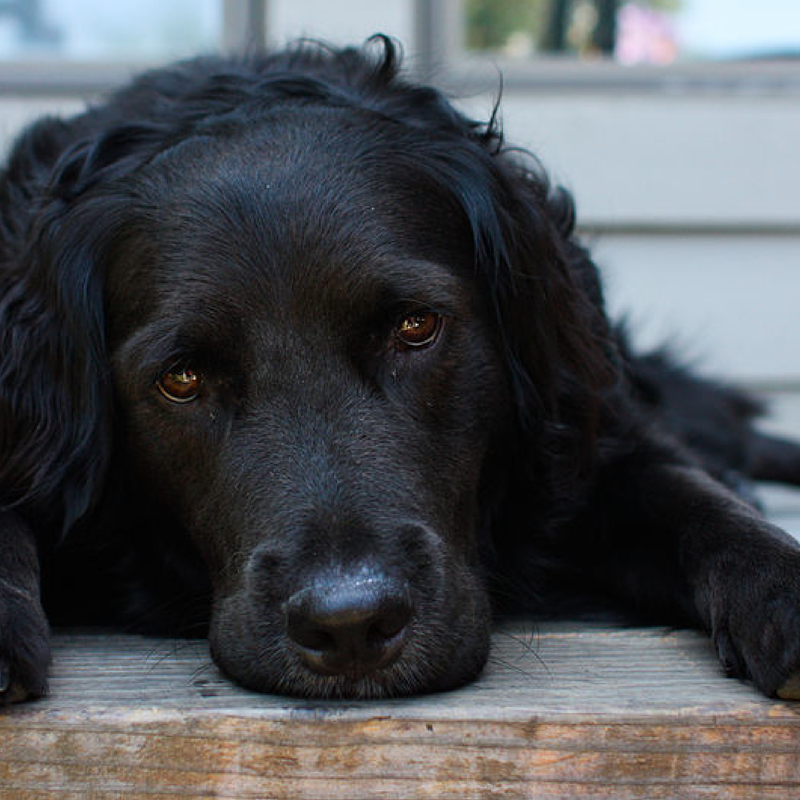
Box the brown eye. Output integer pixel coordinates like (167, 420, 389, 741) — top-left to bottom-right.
(157, 366, 201, 403)
(396, 312, 442, 348)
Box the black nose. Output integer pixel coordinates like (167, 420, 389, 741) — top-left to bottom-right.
(284, 574, 412, 676)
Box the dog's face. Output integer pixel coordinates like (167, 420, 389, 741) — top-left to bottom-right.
(104, 107, 510, 697)
(7, 44, 800, 708)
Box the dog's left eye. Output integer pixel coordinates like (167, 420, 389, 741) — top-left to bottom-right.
(395, 312, 442, 349)
(156, 366, 202, 403)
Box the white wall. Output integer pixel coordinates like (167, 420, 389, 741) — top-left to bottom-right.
(486, 93, 800, 230)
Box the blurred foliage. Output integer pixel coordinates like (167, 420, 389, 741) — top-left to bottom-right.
(465, 0, 683, 52)
(466, 0, 548, 50)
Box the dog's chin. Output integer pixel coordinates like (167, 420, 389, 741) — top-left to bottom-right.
(230, 652, 489, 700)
(208, 595, 492, 699)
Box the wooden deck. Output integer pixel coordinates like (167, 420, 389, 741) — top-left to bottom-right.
(3, 619, 800, 799)
(2, 480, 799, 798)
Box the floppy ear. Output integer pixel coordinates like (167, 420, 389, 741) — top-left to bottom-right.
(464, 154, 622, 520)
(496, 168, 617, 435)
(0, 118, 150, 536)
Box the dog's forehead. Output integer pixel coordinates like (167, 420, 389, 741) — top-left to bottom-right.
(109, 107, 475, 345)
(137, 109, 463, 270)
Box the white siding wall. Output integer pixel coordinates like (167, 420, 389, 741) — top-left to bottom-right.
(490, 93, 800, 230)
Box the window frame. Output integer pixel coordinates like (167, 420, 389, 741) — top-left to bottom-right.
(0, 0, 797, 98)
(416, 0, 800, 96)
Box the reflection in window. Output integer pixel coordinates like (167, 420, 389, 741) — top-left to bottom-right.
(464, 0, 800, 64)
(0, 0, 220, 60)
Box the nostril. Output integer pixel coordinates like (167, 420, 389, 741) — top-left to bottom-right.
(284, 576, 412, 676)
(367, 598, 410, 644)
(286, 615, 337, 655)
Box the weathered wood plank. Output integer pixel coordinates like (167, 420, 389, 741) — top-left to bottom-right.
(2, 623, 800, 798)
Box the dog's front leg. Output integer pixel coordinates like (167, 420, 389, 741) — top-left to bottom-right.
(587, 457, 800, 698)
(0, 509, 50, 702)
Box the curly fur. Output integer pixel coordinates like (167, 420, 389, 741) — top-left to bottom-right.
(2, 37, 800, 702)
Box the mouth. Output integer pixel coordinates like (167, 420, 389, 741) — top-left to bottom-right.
(209, 577, 492, 699)
(241, 634, 490, 700)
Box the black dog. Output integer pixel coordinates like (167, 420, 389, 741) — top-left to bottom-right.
(2, 37, 800, 703)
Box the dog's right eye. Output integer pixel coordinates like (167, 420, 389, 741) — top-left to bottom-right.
(395, 311, 442, 349)
(156, 366, 202, 403)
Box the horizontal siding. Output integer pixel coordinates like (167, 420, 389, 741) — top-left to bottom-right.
(460, 92, 800, 230)
(593, 231, 800, 385)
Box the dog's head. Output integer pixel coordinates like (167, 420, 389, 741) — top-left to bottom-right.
(1, 39, 612, 697)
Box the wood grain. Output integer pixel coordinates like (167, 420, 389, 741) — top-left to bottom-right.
(2, 622, 800, 798)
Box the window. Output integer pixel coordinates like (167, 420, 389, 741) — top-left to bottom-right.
(463, 0, 800, 64)
(0, 0, 416, 94)
(0, 0, 220, 61)
(1, 1, 798, 95)
(412, 0, 800, 93)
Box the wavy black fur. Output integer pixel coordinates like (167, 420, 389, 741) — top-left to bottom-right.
(2, 36, 800, 702)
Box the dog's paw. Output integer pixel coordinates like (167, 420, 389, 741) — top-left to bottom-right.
(0, 590, 51, 703)
(711, 568, 800, 699)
